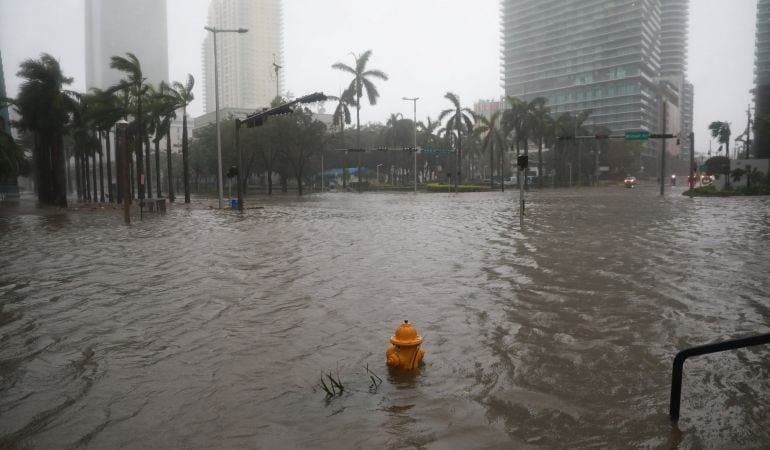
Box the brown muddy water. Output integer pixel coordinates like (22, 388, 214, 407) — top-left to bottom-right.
(1, 186, 769, 449)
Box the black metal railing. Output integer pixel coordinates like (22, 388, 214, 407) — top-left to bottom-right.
(669, 332, 770, 421)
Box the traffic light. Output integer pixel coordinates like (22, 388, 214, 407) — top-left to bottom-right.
(517, 155, 528, 169)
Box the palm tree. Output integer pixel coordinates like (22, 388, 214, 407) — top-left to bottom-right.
(330, 88, 354, 137)
(475, 111, 505, 190)
(709, 121, 731, 159)
(0, 127, 27, 181)
(170, 75, 195, 203)
(554, 111, 591, 187)
(328, 89, 354, 188)
(439, 92, 474, 191)
(502, 97, 529, 156)
(158, 82, 178, 201)
(146, 85, 165, 198)
(709, 121, 731, 188)
(527, 97, 551, 188)
(383, 113, 404, 147)
(418, 116, 440, 148)
(68, 92, 96, 201)
(110, 52, 148, 200)
(332, 50, 388, 147)
(13, 53, 75, 207)
(89, 88, 123, 202)
(417, 117, 441, 182)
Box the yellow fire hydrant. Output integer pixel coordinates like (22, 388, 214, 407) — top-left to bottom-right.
(386, 320, 425, 370)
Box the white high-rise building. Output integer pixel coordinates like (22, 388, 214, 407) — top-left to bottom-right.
(203, 0, 284, 113)
(85, 0, 169, 90)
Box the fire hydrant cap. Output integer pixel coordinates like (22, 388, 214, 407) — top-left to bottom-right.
(390, 320, 423, 346)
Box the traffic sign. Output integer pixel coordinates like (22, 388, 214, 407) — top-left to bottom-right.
(421, 148, 452, 155)
(625, 131, 650, 141)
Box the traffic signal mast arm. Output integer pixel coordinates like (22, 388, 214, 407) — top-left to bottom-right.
(556, 133, 677, 140)
(242, 92, 327, 128)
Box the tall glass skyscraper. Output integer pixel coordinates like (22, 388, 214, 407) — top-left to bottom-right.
(84, 0, 169, 91)
(0, 50, 9, 133)
(755, 0, 770, 158)
(501, 0, 692, 149)
(203, 0, 284, 113)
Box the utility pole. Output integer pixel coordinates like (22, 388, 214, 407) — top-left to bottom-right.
(205, 26, 249, 210)
(660, 99, 667, 196)
(688, 131, 695, 198)
(403, 97, 419, 193)
(746, 104, 752, 159)
(235, 119, 244, 211)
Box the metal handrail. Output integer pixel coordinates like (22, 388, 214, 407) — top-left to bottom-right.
(669, 332, 770, 421)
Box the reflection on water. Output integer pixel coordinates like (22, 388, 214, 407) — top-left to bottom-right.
(1, 187, 769, 448)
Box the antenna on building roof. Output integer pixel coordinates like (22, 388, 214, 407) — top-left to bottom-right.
(272, 53, 282, 101)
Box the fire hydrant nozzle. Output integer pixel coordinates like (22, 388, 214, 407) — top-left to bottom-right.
(386, 320, 425, 370)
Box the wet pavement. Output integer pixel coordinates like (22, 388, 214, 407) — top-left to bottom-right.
(1, 185, 769, 448)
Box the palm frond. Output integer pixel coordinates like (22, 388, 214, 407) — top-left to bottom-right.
(361, 78, 380, 106)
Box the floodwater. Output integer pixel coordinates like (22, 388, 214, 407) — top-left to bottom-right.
(1, 185, 768, 449)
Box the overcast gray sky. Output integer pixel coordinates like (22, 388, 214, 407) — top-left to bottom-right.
(0, 0, 759, 155)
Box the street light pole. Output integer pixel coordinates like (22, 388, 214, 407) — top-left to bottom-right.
(403, 97, 418, 193)
(205, 26, 248, 209)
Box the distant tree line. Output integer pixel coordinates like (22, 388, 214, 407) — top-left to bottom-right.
(3, 49, 683, 207)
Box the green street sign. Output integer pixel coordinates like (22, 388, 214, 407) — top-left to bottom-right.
(421, 148, 452, 155)
(625, 131, 650, 141)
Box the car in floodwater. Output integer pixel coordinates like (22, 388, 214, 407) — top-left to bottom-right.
(624, 176, 637, 188)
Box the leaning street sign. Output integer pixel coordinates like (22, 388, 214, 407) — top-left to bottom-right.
(625, 131, 650, 141)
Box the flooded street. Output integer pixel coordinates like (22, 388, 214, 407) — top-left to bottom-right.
(1, 186, 769, 448)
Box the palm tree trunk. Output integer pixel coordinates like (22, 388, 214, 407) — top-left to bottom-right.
(80, 151, 85, 200)
(98, 138, 105, 203)
(500, 145, 505, 193)
(92, 149, 98, 202)
(135, 146, 143, 200)
(166, 127, 174, 202)
(538, 138, 543, 188)
(297, 167, 304, 196)
(65, 147, 73, 195)
(84, 150, 91, 201)
(51, 134, 68, 207)
(154, 138, 161, 198)
(106, 129, 114, 202)
(136, 96, 145, 201)
(455, 122, 461, 192)
(356, 94, 361, 147)
(145, 138, 152, 198)
(182, 113, 191, 203)
(129, 159, 134, 200)
(725, 140, 731, 189)
(489, 141, 494, 189)
(577, 144, 582, 187)
(524, 141, 530, 191)
(75, 149, 82, 200)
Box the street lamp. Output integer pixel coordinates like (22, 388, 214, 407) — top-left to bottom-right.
(403, 97, 418, 193)
(205, 26, 248, 209)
